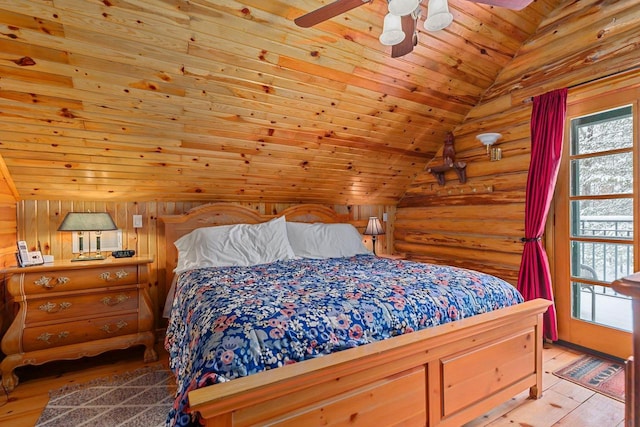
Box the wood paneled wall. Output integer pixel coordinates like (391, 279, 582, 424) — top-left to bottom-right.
(15, 200, 395, 329)
(396, 0, 640, 285)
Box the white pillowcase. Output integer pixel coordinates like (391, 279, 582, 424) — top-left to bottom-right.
(173, 216, 295, 273)
(286, 222, 371, 259)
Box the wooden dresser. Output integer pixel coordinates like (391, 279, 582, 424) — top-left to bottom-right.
(0, 256, 158, 391)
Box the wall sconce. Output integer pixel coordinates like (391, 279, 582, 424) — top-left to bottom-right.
(58, 212, 118, 261)
(364, 217, 384, 256)
(476, 133, 502, 161)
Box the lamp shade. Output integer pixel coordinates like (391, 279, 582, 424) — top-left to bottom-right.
(379, 13, 406, 46)
(388, 0, 420, 16)
(476, 132, 502, 146)
(58, 212, 118, 232)
(364, 217, 384, 236)
(424, 0, 453, 31)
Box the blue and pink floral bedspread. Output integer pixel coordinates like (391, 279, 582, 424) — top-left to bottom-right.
(164, 254, 523, 426)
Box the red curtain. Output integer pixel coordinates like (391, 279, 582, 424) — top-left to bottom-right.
(517, 88, 568, 341)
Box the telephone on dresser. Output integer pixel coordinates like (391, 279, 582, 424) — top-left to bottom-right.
(16, 241, 44, 267)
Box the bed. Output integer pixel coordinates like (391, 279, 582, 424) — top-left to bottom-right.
(160, 203, 551, 427)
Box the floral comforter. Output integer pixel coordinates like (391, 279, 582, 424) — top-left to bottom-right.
(164, 254, 523, 426)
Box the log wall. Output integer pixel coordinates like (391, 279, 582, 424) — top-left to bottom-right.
(396, 0, 640, 284)
(0, 155, 17, 269)
(14, 200, 395, 330)
(0, 154, 17, 336)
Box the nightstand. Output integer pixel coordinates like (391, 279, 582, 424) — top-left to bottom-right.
(0, 256, 158, 391)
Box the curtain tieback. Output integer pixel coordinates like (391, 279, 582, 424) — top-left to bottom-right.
(520, 236, 542, 243)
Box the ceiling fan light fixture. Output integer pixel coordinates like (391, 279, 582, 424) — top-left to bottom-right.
(424, 0, 453, 31)
(379, 13, 406, 46)
(388, 0, 420, 16)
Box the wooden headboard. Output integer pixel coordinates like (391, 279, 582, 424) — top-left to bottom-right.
(158, 203, 349, 289)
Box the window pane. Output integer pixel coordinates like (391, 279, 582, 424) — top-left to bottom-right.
(571, 241, 634, 282)
(571, 282, 632, 332)
(570, 199, 633, 239)
(570, 152, 633, 196)
(571, 105, 633, 155)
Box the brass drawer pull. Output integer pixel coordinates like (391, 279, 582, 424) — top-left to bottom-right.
(99, 269, 129, 282)
(34, 276, 70, 289)
(100, 320, 128, 334)
(39, 301, 72, 313)
(37, 331, 70, 344)
(101, 294, 130, 306)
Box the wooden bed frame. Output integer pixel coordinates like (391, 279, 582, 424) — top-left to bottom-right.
(160, 203, 551, 427)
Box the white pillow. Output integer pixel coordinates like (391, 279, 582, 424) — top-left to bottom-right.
(174, 216, 295, 273)
(286, 222, 371, 259)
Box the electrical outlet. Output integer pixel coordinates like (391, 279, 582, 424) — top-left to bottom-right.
(383, 212, 388, 222)
(133, 215, 143, 228)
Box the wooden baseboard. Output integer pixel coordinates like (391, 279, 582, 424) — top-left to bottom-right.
(555, 339, 626, 363)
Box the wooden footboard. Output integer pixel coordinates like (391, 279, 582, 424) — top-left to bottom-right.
(189, 298, 551, 427)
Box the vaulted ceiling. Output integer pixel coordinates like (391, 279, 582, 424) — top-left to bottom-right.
(0, 0, 563, 203)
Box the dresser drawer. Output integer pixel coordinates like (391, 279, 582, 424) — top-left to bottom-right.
(22, 313, 139, 352)
(25, 288, 139, 325)
(18, 265, 139, 295)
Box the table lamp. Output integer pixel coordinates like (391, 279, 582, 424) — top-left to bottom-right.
(58, 212, 118, 261)
(364, 217, 384, 255)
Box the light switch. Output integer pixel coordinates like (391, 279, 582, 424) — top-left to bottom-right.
(383, 212, 388, 222)
(133, 215, 143, 228)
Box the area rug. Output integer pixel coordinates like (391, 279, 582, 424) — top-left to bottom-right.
(36, 366, 176, 426)
(553, 354, 626, 402)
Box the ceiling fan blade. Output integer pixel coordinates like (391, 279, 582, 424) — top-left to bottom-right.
(391, 14, 416, 58)
(294, 0, 372, 28)
(466, 0, 533, 11)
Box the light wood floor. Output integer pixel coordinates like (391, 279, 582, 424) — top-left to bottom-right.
(465, 344, 625, 427)
(0, 343, 171, 427)
(0, 343, 626, 426)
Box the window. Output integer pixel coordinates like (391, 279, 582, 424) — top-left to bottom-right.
(568, 105, 633, 331)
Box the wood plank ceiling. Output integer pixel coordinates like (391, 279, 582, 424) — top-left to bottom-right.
(0, 0, 561, 203)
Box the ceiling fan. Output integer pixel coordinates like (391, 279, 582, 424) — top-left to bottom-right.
(294, 0, 534, 58)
